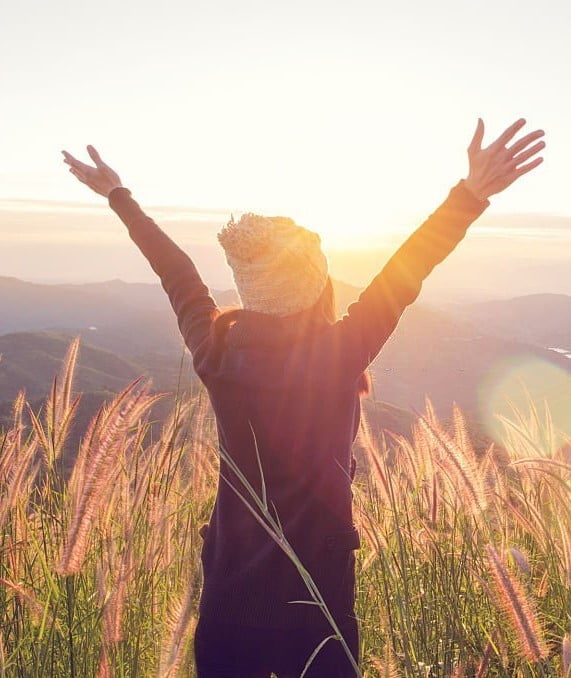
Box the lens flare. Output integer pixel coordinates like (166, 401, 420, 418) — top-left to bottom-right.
(478, 353, 571, 453)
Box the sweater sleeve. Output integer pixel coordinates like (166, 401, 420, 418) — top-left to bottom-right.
(108, 187, 218, 359)
(332, 180, 489, 377)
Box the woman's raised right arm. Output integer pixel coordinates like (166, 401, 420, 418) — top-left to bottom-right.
(62, 146, 218, 360)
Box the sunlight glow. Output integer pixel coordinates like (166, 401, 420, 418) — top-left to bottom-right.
(478, 354, 571, 451)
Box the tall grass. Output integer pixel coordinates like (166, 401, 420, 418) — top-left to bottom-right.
(0, 339, 570, 676)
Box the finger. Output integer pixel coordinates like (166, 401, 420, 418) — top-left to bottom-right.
(62, 150, 78, 162)
(69, 167, 88, 185)
(87, 145, 106, 168)
(511, 140, 546, 167)
(468, 118, 485, 155)
(515, 156, 543, 177)
(62, 151, 92, 172)
(489, 118, 527, 149)
(507, 129, 545, 157)
(69, 166, 85, 179)
(62, 150, 81, 166)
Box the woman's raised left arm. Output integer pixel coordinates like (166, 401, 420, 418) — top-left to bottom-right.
(331, 118, 545, 377)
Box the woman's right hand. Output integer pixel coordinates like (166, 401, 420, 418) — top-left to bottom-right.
(62, 145, 123, 197)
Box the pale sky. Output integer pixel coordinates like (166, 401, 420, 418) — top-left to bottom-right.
(2, 0, 571, 249)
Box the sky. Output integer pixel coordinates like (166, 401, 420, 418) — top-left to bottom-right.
(1, 0, 571, 256)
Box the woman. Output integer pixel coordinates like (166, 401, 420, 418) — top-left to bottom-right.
(63, 118, 544, 677)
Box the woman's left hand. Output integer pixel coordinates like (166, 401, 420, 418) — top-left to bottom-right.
(464, 118, 545, 201)
(62, 145, 123, 197)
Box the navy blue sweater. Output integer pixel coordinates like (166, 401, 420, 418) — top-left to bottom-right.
(109, 182, 488, 629)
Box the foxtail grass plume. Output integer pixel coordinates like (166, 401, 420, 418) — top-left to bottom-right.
(369, 642, 398, 678)
(358, 413, 391, 504)
(418, 415, 488, 516)
(485, 544, 548, 663)
(57, 379, 160, 575)
(0, 578, 60, 632)
(476, 633, 498, 677)
(0, 440, 39, 530)
(96, 645, 112, 678)
(157, 581, 196, 677)
(452, 403, 478, 468)
(30, 337, 81, 469)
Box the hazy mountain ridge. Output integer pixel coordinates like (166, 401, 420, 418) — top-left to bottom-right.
(0, 331, 142, 402)
(2, 277, 571, 446)
(0, 276, 148, 334)
(0, 276, 362, 359)
(454, 293, 571, 349)
(0, 276, 365, 401)
(371, 324, 571, 414)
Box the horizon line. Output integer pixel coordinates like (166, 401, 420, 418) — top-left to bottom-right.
(2, 197, 571, 223)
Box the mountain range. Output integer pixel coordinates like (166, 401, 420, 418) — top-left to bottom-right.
(1, 275, 570, 449)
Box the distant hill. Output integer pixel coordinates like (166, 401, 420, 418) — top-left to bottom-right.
(0, 276, 365, 405)
(369, 300, 571, 416)
(453, 293, 571, 349)
(0, 276, 148, 335)
(62, 279, 172, 311)
(0, 331, 143, 402)
(0, 276, 362, 359)
(3, 277, 571, 447)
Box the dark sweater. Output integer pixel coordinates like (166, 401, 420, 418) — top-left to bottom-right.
(109, 182, 488, 629)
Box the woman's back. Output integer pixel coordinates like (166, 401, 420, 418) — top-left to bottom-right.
(198, 310, 363, 628)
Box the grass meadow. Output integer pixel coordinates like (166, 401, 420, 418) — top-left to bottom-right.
(1, 338, 570, 677)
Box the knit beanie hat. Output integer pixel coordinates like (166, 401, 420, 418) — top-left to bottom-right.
(217, 212, 329, 317)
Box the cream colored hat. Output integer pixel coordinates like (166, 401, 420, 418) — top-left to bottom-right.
(217, 212, 329, 317)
